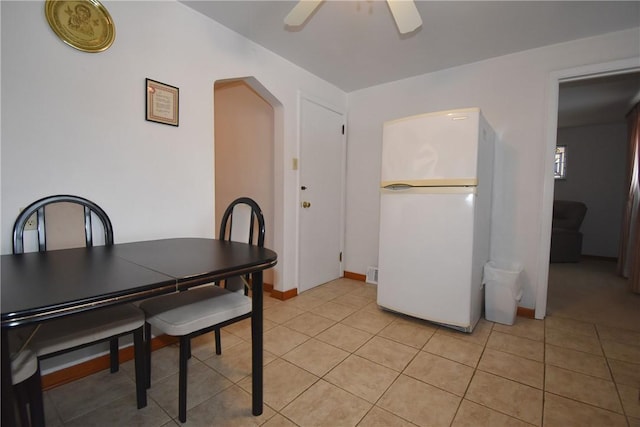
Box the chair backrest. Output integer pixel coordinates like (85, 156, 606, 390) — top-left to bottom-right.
(218, 197, 265, 292)
(552, 200, 587, 231)
(219, 197, 265, 247)
(13, 195, 114, 254)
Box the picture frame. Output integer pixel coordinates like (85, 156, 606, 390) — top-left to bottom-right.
(146, 78, 179, 126)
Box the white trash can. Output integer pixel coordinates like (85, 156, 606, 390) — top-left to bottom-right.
(483, 261, 523, 325)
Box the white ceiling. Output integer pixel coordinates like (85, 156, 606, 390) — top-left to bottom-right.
(181, 0, 640, 126)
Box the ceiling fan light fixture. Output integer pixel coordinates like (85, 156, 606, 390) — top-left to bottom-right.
(387, 0, 422, 34)
(284, 0, 422, 35)
(284, 0, 323, 26)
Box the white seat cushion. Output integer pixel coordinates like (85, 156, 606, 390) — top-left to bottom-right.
(139, 285, 252, 336)
(11, 347, 38, 385)
(28, 303, 144, 357)
(8, 330, 39, 387)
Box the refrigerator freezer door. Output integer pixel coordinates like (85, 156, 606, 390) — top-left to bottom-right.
(377, 188, 480, 330)
(381, 109, 480, 186)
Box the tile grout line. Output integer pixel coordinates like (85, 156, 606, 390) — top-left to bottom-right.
(595, 323, 632, 420)
(453, 320, 495, 426)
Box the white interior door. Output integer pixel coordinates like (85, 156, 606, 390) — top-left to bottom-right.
(298, 97, 345, 293)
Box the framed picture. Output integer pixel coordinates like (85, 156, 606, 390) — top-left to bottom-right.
(146, 78, 179, 126)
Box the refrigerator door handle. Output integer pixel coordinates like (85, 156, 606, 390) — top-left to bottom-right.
(383, 183, 413, 190)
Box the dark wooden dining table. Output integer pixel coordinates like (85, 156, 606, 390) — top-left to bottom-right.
(1, 238, 277, 426)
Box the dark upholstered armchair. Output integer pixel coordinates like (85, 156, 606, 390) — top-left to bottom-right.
(550, 200, 587, 263)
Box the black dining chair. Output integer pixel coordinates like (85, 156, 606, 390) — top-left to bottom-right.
(213, 197, 266, 353)
(12, 194, 147, 410)
(139, 197, 265, 423)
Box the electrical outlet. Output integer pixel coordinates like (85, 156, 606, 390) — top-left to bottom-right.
(20, 208, 37, 231)
(25, 214, 37, 230)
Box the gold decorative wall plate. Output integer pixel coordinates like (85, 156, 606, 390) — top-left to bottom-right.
(45, 0, 115, 53)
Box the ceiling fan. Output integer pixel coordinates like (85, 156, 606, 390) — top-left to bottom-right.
(284, 0, 422, 34)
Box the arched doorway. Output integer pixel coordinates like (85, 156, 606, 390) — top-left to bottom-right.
(214, 77, 279, 287)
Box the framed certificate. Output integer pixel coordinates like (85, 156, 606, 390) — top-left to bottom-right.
(146, 79, 179, 127)
(45, 0, 115, 53)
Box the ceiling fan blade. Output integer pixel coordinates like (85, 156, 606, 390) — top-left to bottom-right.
(284, 0, 323, 26)
(387, 0, 422, 34)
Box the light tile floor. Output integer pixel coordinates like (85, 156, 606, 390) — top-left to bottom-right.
(42, 260, 640, 426)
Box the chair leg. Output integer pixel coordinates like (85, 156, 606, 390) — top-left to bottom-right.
(214, 328, 222, 355)
(26, 366, 45, 427)
(133, 327, 147, 409)
(14, 382, 30, 427)
(178, 336, 189, 423)
(13, 366, 45, 427)
(109, 338, 119, 373)
(144, 323, 152, 389)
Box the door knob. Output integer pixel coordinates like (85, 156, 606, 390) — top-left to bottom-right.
(301, 201, 311, 208)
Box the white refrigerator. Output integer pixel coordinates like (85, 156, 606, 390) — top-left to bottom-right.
(377, 107, 495, 332)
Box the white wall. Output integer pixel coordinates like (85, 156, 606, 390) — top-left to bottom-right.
(344, 28, 640, 309)
(554, 122, 628, 258)
(1, 0, 347, 299)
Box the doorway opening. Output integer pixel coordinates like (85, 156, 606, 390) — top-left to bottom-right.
(537, 59, 640, 319)
(214, 77, 281, 288)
